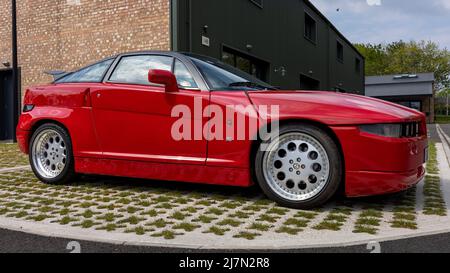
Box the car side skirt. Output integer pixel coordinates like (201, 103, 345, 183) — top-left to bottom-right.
(75, 157, 253, 187)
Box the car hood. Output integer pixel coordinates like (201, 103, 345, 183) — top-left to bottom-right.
(247, 91, 425, 125)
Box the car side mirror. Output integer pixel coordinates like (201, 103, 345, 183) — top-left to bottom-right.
(148, 69, 179, 93)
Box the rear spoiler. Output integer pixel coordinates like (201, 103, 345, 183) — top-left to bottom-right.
(44, 70, 70, 81)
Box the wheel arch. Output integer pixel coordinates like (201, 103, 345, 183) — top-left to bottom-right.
(29, 119, 72, 147)
(250, 118, 346, 193)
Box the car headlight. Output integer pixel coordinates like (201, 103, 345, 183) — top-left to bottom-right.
(359, 124, 402, 138)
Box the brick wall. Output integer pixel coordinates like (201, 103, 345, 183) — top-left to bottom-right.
(0, 0, 171, 97)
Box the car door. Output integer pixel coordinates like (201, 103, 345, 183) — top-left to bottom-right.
(90, 54, 209, 165)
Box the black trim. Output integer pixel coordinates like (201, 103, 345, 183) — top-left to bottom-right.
(11, 0, 19, 142)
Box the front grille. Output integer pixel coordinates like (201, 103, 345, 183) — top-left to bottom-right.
(401, 122, 421, 138)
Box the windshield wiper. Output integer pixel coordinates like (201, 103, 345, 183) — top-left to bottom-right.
(229, 81, 271, 90)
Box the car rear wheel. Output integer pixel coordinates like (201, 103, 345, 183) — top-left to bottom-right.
(255, 123, 342, 209)
(29, 123, 75, 185)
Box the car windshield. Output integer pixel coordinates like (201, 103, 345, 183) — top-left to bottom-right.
(183, 53, 276, 91)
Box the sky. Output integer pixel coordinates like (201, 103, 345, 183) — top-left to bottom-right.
(309, 0, 450, 50)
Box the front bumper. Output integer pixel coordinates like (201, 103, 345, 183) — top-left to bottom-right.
(345, 167, 425, 197)
(332, 126, 427, 197)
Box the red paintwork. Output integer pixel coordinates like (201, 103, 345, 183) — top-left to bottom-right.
(17, 82, 427, 197)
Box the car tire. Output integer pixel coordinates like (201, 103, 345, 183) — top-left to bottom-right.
(29, 123, 75, 185)
(255, 123, 342, 209)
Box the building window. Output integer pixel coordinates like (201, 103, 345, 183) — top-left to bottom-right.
(355, 58, 361, 73)
(398, 101, 422, 111)
(249, 0, 263, 8)
(337, 41, 344, 63)
(304, 12, 317, 43)
(221, 47, 269, 81)
(300, 74, 320, 90)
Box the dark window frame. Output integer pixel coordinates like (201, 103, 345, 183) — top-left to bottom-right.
(304, 11, 317, 44)
(337, 41, 344, 63)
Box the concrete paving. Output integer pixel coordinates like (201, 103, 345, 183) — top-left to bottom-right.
(0, 141, 449, 251)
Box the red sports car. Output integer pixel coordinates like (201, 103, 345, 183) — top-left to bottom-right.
(17, 51, 428, 209)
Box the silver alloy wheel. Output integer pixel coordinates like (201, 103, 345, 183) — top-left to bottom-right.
(262, 132, 331, 201)
(32, 129, 67, 179)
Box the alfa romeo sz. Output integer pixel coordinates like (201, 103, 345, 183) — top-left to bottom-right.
(17, 51, 428, 209)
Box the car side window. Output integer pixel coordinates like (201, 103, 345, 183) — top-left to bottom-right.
(174, 60, 198, 89)
(109, 55, 173, 85)
(56, 59, 114, 83)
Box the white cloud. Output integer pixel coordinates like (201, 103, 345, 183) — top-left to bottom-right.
(366, 0, 382, 6)
(309, 0, 450, 49)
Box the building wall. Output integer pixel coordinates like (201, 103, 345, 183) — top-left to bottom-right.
(0, 0, 171, 98)
(173, 0, 364, 93)
(366, 82, 434, 97)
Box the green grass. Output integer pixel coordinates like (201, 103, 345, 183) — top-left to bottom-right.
(151, 230, 181, 240)
(248, 223, 272, 232)
(118, 216, 144, 225)
(217, 218, 242, 227)
(353, 225, 378, 235)
(233, 231, 261, 240)
(426, 142, 439, 175)
(203, 226, 229, 236)
(170, 211, 190, 221)
(55, 216, 79, 225)
(172, 222, 199, 232)
(229, 211, 253, 219)
(391, 220, 418, 230)
(313, 221, 342, 231)
(206, 207, 226, 216)
(276, 226, 302, 235)
(436, 115, 450, 124)
(266, 207, 289, 215)
(193, 215, 217, 224)
(284, 218, 309, 228)
(147, 219, 173, 228)
(294, 211, 319, 220)
(125, 226, 149, 235)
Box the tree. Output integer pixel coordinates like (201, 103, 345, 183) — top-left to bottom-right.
(437, 89, 450, 115)
(355, 41, 450, 90)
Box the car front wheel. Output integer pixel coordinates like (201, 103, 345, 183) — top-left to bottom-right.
(255, 123, 342, 209)
(29, 123, 75, 185)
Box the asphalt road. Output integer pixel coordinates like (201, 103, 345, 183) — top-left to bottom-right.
(440, 124, 450, 137)
(0, 227, 449, 253)
(429, 124, 441, 143)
